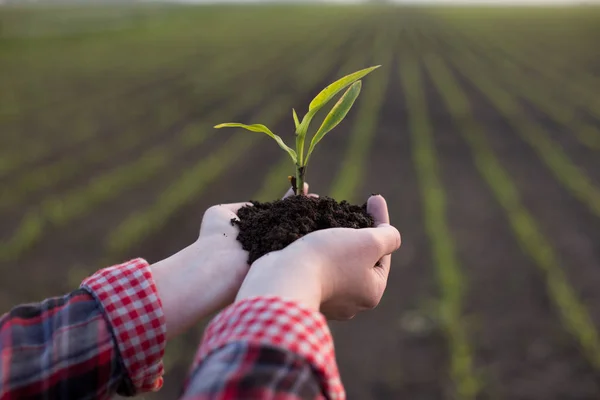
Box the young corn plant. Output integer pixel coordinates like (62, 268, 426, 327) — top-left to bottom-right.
(214, 65, 380, 195)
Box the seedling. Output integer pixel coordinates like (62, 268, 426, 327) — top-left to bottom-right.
(214, 65, 380, 195)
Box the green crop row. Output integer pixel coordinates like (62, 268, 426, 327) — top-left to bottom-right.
(401, 57, 480, 400)
(252, 155, 294, 203)
(448, 56, 600, 220)
(104, 38, 351, 257)
(424, 53, 600, 371)
(329, 28, 392, 203)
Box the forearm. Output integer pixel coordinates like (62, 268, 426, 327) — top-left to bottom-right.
(180, 296, 346, 400)
(150, 239, 245, 339)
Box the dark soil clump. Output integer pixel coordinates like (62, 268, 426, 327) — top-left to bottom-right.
(233, 195, 375, 264)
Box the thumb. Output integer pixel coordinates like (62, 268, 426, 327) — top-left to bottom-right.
(360, 224, 401, 258)
(367, 194, 390, 226)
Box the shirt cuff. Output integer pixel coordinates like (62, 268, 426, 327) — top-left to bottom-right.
(195, 296, 345, 399)
(80, 258, 166, 393)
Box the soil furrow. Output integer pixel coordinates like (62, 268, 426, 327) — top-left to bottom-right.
(448, 66, 600, 333)
(424, 56, 600, 400)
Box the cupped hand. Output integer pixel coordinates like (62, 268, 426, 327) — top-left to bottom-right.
(197, 183, 315, 303)
(151, 183, 314, 338)
(236, 195, 401, 320)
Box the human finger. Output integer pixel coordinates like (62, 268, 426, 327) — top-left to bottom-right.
(283, 182, 309, 199)
(367, 195, 390, 226)
(201, 203, 250, 235)
(218, 202, 252, 214)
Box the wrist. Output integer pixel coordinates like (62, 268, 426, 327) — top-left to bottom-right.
(151, 239, 240, 338)
(235, 249, 324, 312)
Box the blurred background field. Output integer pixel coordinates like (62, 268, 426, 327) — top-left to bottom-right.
(1, 2, 600, 398)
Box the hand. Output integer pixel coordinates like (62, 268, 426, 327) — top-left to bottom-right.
(150, 184, 313, 338)
(236, 195, 401, 320)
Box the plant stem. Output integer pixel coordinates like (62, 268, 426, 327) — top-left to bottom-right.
(295, 165, 305, 195)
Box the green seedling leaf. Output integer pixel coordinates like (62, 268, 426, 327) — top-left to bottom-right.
(308, 65, 379, 113)
(295, 65, 380, 142)
(292, 109, 300, 130)
(214, 123, 297, 163)
(306, 81, 362, 163)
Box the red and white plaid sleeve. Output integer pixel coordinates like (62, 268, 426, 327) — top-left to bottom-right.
(81, 258, 166, 393)
(184, 296, 346, 399)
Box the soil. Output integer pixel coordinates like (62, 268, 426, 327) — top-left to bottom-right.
(233, 195, 374, 265)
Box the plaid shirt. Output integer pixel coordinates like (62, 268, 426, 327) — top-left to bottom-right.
(0, 259, 345, 400)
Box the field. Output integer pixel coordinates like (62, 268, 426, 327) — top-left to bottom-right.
(1, 3, 600, 399)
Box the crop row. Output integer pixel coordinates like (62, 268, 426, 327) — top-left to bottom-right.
(400, 56, 480, 399)
(424, 53, 600, 373)
(329, 27, 392, 203)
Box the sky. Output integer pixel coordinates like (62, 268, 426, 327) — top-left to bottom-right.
(174, 0, 594, 4)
